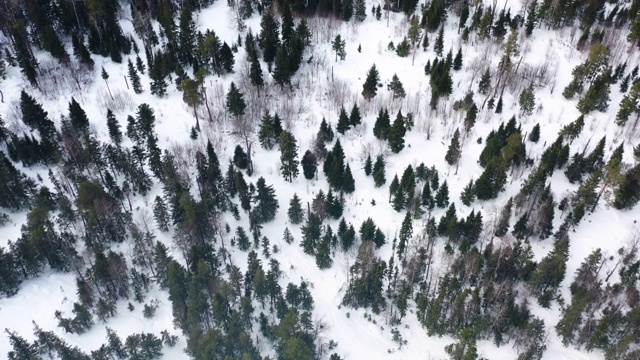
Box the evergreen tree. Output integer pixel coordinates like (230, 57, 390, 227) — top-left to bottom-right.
(106, 110, 123, 146)
(529, 124, 541, 142)
(272, 46, 292, 88)
(349, 104, 362, 127)
(397, 211, 413, 260)
(226, 82, 246, 118)
(362, 64, 381, 100)
(460, 180, 475, 206)
(252, 177, 279, 224)
(301, 150, 317, 180)
(525, 0, 538, 36)
(519, 84, 536, 116)
(332, 35, 347, 61)
(373, 108, 391, 140)
(259, 11, 280, 63)
(464, 103, 477, 132)
(449, 47, 462, 71)
(182, 78, 202, 130)
(259, 111, 278, 149)
(343, 164, 355, 193)
(577, 70, 611, 114)
(315, 227, 333, 269)
(301, 213, 321, 254)
(373, 155, 386, 187)
(388, 74, 406, 99)
(336, 106, 351, 134)
(288, 194, 304, 224)
(388, 111, 406, 153)
(128, 59, 143, 94)
(616, 81, 640, 126)
(281, 3, 295, 46)
(280, 130, 299, 182)
(435, 180, 449, 208)
(495, 95, 503, 113)
(354, 0, 367, 21)
(475, 158, 507, 200)
(445, 129, 461, 166)
(249, 51, 264, 90)
(434, 26, 444, 56)
(153, 196, 171, 232)
(478, 69, 491, 95)
(364, 154, 373, 176)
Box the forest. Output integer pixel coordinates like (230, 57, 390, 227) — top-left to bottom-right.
(1, 0, 640, 359)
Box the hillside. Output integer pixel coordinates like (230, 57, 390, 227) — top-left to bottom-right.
(1, 0, 640, 359)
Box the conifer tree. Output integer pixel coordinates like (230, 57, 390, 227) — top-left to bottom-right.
(343, 164, 355, 193)
(301, 213, 321, 254)
(252, 177, 279, 224)
(435, 180, 449, 208)
(373, 108, 391, 140)
(259, 111, 277, 149)
(106, 110, 123, 146)
(281, 3, 295, 46)
(388, 74, 406, 99)
(453, 48, 463, 70)
(153, 196, 171, 232)
(519, 84, 536, 116)
(182, 78, 202, 130)
(460, 180, 475, 206)
(315, 227, 334, 269)
(373, 155, 386, 187)
(525, 0, 538, 36)
(336, 106, 351, 134)
(495, 95, 503, 113)
(259, 11, 280, 63)
(352, 0, 366, 21)
(407, 16, 422, 65)
(388, 111, 406, 153)
(249, 51, 264, 91)
(364, 154, 373, 176)
(529, 123, 541, 142)
(272, 46, 291, 88)
(332, 35, 347, 61)
(434, 26, 444, 56)
(445, 129, 461, 166)
(280, 130, 299, 182)
(478, 69, 491, 95)
(301, 150, 317, 180)
(226, 82, 246, 119)
(128, 59, 143, 94)
(362, 64, 381, 100)
(464, 103, 477, 132)
(349, 104, 362, 127)
(288, 194, 304, 224)
(397, 211, 413, 260)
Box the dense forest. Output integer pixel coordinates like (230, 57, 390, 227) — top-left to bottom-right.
(1, 0, 640, 359)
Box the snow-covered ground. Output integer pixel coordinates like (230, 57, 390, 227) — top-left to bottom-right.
(1, 0, 639, 358)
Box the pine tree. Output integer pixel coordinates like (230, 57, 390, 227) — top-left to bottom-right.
(68, 98, 90, 132)
(373, 108, 391, 140)
(288, 194, 304, 224)
(435, 180, 449, 208)
(182, 78, 202, 130)
(460, 180, 475, 206)
(616, 81, 640, 126)
(252, 177, 279, 224)
(434, 26, 444, 56)
(364, 154, 373, 176)
(408, 16, 422, 65)
(354, 0, 367, 21)
(373, 155, 386, 187)
(388, 111, 406, 153)
(106, 110, 123, 145)
(259, 111, 277, 149)
(272, 46, 291, 88)
(397, 211, 413, 260)
(349, 104, 362, 127)
(529, 123, 541, 142)
(332, 35, 347, 61)
(464, 103, 477, 132)
(362, 64, 380, 100)
(478, 69, 491, 95)
(249, 51, 264, 90)
(525, 0, 538, 36)
(301, 150, 317, 180)
(445, 128, 461, 166)
(128, 59, 143, 94)
(495, 95, 503, 113)
(315, 227, 333, 269)
(301, 213, 321, 254)
(336, 106, 351, 134)
(343, 164, 355, 193)
(519, 84, 536, 116)
(280, 130, 299, 182)
(226, 82, 246, 118)
(453, 48, 463, 70)
(388, 74, 406, 99)
(260, 11, 280, 63)
(153, 196, 171, 232)
(281, 3, 295, 46)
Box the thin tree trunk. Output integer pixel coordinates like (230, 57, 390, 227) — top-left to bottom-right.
(104, 80, 113, 99)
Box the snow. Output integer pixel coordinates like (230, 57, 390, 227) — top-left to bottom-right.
(1, 0, 640, 358)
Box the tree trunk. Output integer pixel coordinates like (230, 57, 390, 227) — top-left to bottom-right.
(193, 105, 200, 131)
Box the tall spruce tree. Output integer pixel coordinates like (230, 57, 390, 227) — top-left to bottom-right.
(362, 64, 380, 100)
(280, 130, 299, 182)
